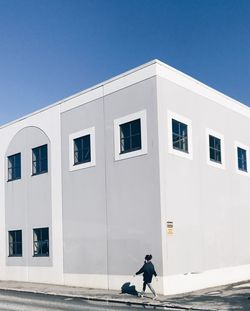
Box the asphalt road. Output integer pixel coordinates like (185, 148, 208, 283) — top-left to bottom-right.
(0, 290, 172, 311)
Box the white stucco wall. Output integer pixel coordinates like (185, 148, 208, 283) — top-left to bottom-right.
(156, 65, 250, 294)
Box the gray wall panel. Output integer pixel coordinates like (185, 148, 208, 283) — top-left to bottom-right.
(104, 78, 162, 276)
(61, 98, 108, 274)
(5, 126, 52, 267)
(61, 77, 163, 276)
(157, 76, 250, 276)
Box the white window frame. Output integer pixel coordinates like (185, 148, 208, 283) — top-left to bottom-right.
(114, 110, 147, 161)
(69, 127, 96, 171)
(168, 111, 193, 160)
(206, 128, 225, 169)
(235, 141, 249, 177)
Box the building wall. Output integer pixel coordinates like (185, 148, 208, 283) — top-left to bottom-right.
(157, 75, 250, 294)
(61, 77, 163, 290)
(0, 60, 250, 295)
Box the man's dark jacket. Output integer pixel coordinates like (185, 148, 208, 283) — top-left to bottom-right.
(136, 262, 157, 283)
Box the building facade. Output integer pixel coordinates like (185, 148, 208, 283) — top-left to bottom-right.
(0, 60, 250, 295)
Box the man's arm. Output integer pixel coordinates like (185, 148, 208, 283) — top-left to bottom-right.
(135, 265, 145, 275)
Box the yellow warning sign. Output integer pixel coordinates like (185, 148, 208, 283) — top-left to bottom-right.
(167, 221, 173, 235)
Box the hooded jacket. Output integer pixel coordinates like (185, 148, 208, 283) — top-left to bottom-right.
(136, 261, 157, 283)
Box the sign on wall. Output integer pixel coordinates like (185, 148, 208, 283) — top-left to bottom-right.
(167, 221, 174, 235)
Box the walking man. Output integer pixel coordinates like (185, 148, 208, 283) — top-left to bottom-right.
(134, 254, 158, 299)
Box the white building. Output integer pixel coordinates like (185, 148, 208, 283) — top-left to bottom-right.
(1, 59, 250, 295)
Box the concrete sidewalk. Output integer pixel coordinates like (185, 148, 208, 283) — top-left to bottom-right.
(0, 280, 249, 310)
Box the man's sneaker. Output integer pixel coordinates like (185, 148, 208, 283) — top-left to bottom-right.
(153, 295, 158, 300)
(138, 292, 144, 298)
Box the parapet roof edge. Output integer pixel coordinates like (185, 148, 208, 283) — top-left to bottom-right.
(155, 59, 250, 115)
(0, 58, 249, 130)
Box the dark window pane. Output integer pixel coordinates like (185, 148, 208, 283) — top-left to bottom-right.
(130, 119, 141, 135)
(16, 242, 22, 255)
(35, 229, 41, 241)
(15, 165, 21, 180)
(172, 119, 188, 153)
(9, 230, 22, 256)
(120, 119, 141, 154)
(237, 147, 241, 159)
(33, 228, 49, 257)
(180, 137, 188, 152)
(120, 137, 131, 153)
(74, 135, 91, 165)
(237, 147, 247, 172)
(42, 228, 49, 240)
(8, 153, 21, 181)
(82, 149, 90, 162)
(238, 157, 242, 170)
(172, 119, 179, 135)
(209, 135, 221, 163)
(41, 145, 47, 158)
(41, 159, 48, 172)
(74, 139, 81, 152)
(172, 133, 180, 150)
(215, 150, 221, 162)
(210, 148, 215, 161)
(214, 138, 221, 151)
(131, 134, 141, 150)
(209, 135, 214, 149)
(16, 230, 21, 241)
(120, 123, 130, 138)
(32, 145, 48, 175)
(179, 123, 186, 136)
(42, 241, 49, 256)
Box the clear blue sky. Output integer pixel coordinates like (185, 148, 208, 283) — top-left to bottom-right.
(0, 0, 250, 125)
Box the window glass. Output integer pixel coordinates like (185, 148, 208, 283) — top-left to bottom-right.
(209, 135, 221, 163)
(74, 134, 91, 165)
(32, 145, 48, 175)
(172, 119, 188, 152)
(120, 122, 130, 138)
(237, 147, 247, 172)
(33, 227, 49, 257)
(8, 153, 21, 181)
(9, 230, 22, 256)
(120, 119, 141, 154)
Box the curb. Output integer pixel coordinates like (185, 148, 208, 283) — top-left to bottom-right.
(0, 286, 215, 311)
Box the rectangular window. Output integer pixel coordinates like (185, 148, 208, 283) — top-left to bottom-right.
(32, 144, 48, 175)
(172, 119, 188, 153)
(209, 135, 221, 163)
(9, 230, 22, 257)
(74, 135, 91, 165)
(120, 119, 141, 154)
(8, 153, 21, 181)
(33, 227, 49, 257)
(237, 147, 247, 172)
(69, 127, 96, 171)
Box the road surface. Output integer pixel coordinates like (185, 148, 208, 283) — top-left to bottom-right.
(0, 290, 172, 311)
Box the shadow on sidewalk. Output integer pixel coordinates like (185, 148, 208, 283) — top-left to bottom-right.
(120, 282, 138, 296)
